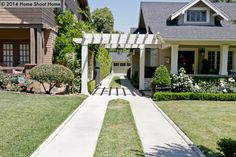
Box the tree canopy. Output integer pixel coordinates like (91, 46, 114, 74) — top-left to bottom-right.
(91, 7, 114, 33)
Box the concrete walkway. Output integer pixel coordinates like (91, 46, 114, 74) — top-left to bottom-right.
(31, 74, 204, 157)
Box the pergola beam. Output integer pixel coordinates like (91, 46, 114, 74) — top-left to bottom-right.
(73, 32, 163, 94)
(74, 32, 162, 47)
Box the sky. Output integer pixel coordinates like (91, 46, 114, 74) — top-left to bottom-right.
(88, 0, 191, 33)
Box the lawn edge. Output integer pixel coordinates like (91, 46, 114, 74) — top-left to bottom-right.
(30, 96, 89, 157)
(149, 98, 206, 157)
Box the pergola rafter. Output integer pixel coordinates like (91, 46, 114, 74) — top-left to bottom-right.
(73, 32, 163, 94)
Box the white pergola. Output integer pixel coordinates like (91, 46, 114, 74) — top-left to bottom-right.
(73, 32, 162, 94)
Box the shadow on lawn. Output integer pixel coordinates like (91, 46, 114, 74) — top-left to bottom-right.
(198, 145, 223, 157)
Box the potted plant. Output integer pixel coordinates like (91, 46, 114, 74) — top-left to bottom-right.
(151, 65, 171, 93)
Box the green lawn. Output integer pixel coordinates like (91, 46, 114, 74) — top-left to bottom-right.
(0, 92, 86, 157)
(94, 99, 144, 157)
(109, 76, 121, 88)
(157, 101, 236, 157)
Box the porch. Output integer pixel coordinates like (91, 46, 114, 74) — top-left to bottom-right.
(74, 32, 236, 94)
(0, 27, 56, 72)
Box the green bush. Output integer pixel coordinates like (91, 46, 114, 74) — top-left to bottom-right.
(217, 138, 236, 157)
(95, 47, 112, 80)
(153, 92, 236, 101)
(29, 64, 74, 94)
(88, 80, 96, 94)
(152, 65, 171, 88)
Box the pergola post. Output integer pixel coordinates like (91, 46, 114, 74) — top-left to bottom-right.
(171, 44, 179, 74)
(81, 44, 89, 94)
(139, 47, 145, 90)
(219, 45, 229, 75)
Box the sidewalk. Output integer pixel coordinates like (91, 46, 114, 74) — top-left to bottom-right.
(31, 75, 204, 157)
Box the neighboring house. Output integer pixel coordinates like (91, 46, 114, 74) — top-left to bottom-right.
(0, 0, 88, 71)
(129, 0, 236, 89)
(110, 52, 131, 74)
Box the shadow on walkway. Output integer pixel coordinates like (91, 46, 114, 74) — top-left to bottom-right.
(145, 143, 199, 157)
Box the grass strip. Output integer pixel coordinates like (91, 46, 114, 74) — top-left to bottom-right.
(109, 76, 121, 88)
(94, 99, 144, 157)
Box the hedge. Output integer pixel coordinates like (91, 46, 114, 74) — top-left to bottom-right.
(154, 92, 236, 101)
(95, 47, 112, 81)
(88, 80, 96, 94)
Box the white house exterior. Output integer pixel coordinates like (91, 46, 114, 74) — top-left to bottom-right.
(74, 0, 236, 94)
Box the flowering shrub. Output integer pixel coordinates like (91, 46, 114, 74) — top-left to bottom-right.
(171, 68, 236, 94)
(171, 68, 196, 92)
(0, 72, 32, 91)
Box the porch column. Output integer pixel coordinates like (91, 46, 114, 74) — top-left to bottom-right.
(139, 47, 145, 90)
(30, 28, 36, 64)
(36, 28, 43, 65)
(81, 44, 89, 94)
(219, 45, 229, 75)
(171, 44, 179, 74)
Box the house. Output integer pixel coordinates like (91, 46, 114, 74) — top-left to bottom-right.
(0, 0, 88, 72)
(130, 0, 236, 89)
(110, 52, 131, 74)
(74, 0, 236, 94)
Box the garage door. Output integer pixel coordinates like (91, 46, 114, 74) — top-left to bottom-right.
(113, 62, 130, 74)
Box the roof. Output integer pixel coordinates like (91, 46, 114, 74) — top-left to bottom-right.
(109, 52, 129, 61)
(140, 2, 236, 40)
(171, 0, 229, 21)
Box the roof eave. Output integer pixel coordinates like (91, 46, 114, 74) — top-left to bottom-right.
(170, 0, 229, 21)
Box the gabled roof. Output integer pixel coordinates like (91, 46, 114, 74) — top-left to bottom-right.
(170, 0, 229, 21)
(109, 52, 129, 61)
(139, 2, 236, 40)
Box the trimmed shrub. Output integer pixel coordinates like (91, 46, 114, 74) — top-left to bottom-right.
(88, 80, 96, 94)
(153, 92, 236, 101)
(152, 65, 171, 88)
(29, 64, 74, 94)
(217, 138, 236, 157)
(127, 68, 131, 80)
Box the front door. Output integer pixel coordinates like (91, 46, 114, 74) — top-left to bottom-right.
(178, 51, 195, 74)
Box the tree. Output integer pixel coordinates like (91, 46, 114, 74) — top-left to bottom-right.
(91, 7, 114, 33)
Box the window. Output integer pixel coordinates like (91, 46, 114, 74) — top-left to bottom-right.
(127, 63, 131, 66)
(208, 51, 220, 73)
(228, 51, 233, 71)
(113, 63, 119, 66)
(208, 51, 215, 72)
(3, 44, 13, 66)
(187, 10, 207, 22)
(20, 44, 30, 64)
(120, 63, 126, 66)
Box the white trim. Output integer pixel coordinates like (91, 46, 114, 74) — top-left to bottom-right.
(73, 33, 161, 48)
(171, 0, 229, 21)
(184, 7, 210, 24)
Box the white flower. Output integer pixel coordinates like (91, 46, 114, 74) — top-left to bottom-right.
(223, 89, 227, 93)
(228, 78, 235, 83)
(194, 84, 200, 90)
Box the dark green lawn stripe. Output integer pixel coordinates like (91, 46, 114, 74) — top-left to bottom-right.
(94, 99, 144, 157)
